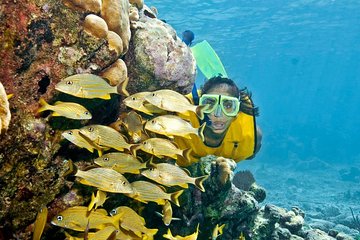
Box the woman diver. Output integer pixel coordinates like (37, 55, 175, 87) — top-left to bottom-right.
(174, 75, 262, 165)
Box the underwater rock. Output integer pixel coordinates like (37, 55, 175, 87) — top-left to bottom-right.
(125, 14, 196, 94)
(63, 0, 102, 13)
(305, 229, 336, 239)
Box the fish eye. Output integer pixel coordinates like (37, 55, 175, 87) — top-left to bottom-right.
(88, 127, 94, 132)
(152, 93, 155, 96)
(132, 97, 136, 101)
(103, 157, 109, 161)
(110, 209, 117, 215)
(151, 120, 155, 124)
(84, 111, 90, 115)
(143, 142, 147, 145)
(150, 168, 155, 171)
(66, 80, 73, 85)
(68, 130, 73, 135)
(122, 181, 126, 185)
(57, 215, 63, 221)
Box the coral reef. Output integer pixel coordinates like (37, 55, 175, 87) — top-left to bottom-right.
(0, 0, 358, 239)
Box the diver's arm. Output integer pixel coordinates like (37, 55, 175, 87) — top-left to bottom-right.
(246, 126, 262, 160)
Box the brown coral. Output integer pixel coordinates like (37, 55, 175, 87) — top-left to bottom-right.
(100, 59, 129, 96)
(83, 14, 109, 39)
(101, 0, 131, 53)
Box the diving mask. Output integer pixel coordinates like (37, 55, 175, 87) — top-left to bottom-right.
(199, 94, 240, 117)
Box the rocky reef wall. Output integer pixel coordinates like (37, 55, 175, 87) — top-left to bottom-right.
(0, 0, 195, 238)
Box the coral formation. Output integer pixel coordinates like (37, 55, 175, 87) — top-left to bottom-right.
(83, 14, 109, 39)
(101, 0, 131, 53)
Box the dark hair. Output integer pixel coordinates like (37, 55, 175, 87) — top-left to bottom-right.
(201, 76, 240, 98)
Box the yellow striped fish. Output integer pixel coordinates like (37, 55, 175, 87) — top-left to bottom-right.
(145, 115, 205, 141)
(55, 73, 118, 99)
(79, 125, 133, 151)
(75, 167, 133, 193)
(144, 89, 207, 119)
(51, 206, 121, 231)
(134, 138, 191, 166)
(38, 98, 92, 119)
(141, 162, 208, 192)
(61, 129, 105, 156)
(123, 92, 167, 115)
(110, 206, 158, 238)
(32, 206, 48, 240)
(125, 181, 183, 207)
(94, 152, 146, 174)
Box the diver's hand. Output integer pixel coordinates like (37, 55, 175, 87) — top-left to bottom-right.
(212, 157, 236, 185)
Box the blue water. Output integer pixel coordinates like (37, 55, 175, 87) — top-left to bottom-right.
(147, 0, 360, 165)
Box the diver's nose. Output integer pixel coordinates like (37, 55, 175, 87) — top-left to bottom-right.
(214, 105, 223, 117)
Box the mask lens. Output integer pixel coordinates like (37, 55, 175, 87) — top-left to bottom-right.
(200, 95, 218, 113)
(221, 97, 239, 116)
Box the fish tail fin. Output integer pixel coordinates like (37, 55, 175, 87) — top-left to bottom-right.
(145, 229, 158, 239)
(130, 144, 141, 157)
(198, 122, 206, 142)
(7, 94, 13, 99)
(96, 148, 103, 156)
(195, 104, 208, 120)
(87, 192, 96, 211)
(218, 223, 226, 234)
(176, 149, 192, 167)
(170, 190, 184, 207)
(38, 97, 50, 113)
(117, 78, 129, 96)
(63, 159, 77, 177)
(194, 175, 209, 192)
(163, 228, 175, 240)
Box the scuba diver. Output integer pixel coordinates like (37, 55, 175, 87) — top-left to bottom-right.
(174, 40, 262, 164)
(174, 76, 262, 164)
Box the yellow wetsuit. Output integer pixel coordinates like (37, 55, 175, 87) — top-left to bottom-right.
(174, 93, 258, 166)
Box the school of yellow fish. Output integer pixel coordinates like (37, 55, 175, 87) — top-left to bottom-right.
(31, 72, 221, 239)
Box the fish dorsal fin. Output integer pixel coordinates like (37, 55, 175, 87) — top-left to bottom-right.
(54, 101, 64, 105)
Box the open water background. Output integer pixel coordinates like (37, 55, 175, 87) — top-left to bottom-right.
(146, 0, 360, 210)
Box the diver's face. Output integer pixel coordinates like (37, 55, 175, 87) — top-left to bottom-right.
(204, 85, 237, 135)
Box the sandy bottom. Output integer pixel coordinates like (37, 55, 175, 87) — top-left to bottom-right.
(237, 159, 360, 237)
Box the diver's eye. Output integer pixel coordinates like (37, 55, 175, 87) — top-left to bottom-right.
(223, 101, 234, 109)
(57, 215, 63, 221)
(66, 80, 73, 85)
(103, 157, 109, 161)
(68, 130, 73, 135)
(88, 127, 94, 132)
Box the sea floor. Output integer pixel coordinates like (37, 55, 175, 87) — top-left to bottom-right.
(237, 159, 360, 238)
